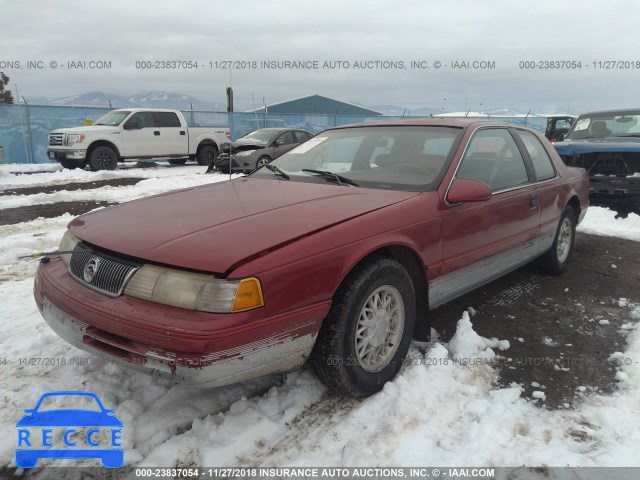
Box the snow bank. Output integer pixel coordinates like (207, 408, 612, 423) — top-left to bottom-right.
(578, 206, 640, 242)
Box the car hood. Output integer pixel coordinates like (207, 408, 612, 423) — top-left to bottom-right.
(230, 140, 267, 153)
(51, 125, 120, 134)
(69, 178, 419, 274)
(554, 137, 640, 156)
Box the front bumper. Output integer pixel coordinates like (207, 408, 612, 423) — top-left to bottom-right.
(214, 154, 256, 172)
(34, 258, 328, 386)
(47, 147, 87, 161)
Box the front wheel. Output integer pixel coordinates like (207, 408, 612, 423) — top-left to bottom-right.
(539, 206, 577, 275)
(89, 146, 118, 171)
(256, 156, 271, 168)
(312, 257, 416, 396)
(196, 145, 218, 166)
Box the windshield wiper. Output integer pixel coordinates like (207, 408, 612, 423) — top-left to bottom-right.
(301, 169, 359, 187)
(264, 164, 290, 180)
(614, 134, 640, 137)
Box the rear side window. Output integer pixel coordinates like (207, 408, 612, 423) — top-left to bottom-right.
(457, 128, 529, 192)
(517, 130, 556, 181)
(154, 112, 181, 127)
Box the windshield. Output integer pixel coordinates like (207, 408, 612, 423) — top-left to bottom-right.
(94, 111, 131, 126)
(250, 126, 462, 191)
(239, 129, 280, 144)
(566, 112, 640, 139)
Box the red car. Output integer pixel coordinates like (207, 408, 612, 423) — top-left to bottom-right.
(34, 120, 589, 396)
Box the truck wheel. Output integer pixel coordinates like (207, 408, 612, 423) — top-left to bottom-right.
(538, 206, 577, 275)
(59, 159, 86, 170)
(312, 257, 416, 397)
(196, 145, 218, 166)
(89, 146, 118, 171)
(168, 159, 187, 165)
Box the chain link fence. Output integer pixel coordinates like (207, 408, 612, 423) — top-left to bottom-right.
(0, 104, 548, 164)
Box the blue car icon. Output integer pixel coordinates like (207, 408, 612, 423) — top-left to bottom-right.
(16, 391, 123, 468)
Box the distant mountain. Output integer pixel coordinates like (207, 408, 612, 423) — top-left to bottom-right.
(29, 90, 227, 111)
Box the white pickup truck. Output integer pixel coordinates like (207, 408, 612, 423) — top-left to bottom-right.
(47, 108, 230, 171)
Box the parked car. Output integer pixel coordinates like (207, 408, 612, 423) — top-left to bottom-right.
(47, 108, 230, 171)
(34, 120, 588, 397)
(212, 128, 313, 173)
(553, 108, 640, 210)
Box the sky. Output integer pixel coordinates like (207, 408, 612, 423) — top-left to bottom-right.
(1, 0, 639, 114)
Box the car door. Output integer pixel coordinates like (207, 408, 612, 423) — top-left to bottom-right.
(431, 127, 541, 308)
(154, 111, 188, 156)
(121, 111, 163, 158)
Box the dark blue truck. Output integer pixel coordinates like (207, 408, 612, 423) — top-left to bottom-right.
(553, 109, 640, 211)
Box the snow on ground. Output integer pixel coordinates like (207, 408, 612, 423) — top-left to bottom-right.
(1, 168, 640, 470)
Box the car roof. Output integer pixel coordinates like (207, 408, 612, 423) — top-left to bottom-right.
(331, 118, 518, 130)
(110, 108, 181, 113)
(577, 108, 640, 116)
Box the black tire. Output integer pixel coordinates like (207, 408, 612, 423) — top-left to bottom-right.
(59, 159, 85, 170)
(256, 156, 271, 168)
(196, 145, 218, 166)
(312, 257, 416, 396)
(539, 206, 577, 275)
(89, 146, 118, 171)
(168, 159, 187, 165)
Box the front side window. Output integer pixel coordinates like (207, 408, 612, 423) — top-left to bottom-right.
(276, 131, 295, 145)
(251, 126, 462, 191)
(126, 112, 155, 128)
(516, 130, 556, 181)
(457, 128, 529, 192)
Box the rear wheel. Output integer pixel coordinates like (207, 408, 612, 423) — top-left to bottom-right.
(312, 257, 416, 396)
(539, 206, 577, 275)
(89, 146, 118, 171)
(196, 145, 218, 166)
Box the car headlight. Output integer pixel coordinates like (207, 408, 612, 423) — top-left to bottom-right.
(66, 134, 85, 146)
(236, 150, 256, 157)
(124, 264, 264, 313)
(59, 230, 80, 266)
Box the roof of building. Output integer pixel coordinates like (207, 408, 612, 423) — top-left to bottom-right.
(247, 94, 382, 116)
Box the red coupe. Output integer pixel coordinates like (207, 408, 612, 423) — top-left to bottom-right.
(34, 120, 589, 396)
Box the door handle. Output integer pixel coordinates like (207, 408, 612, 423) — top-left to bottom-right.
(180, 131, 186, 135)
(154, 131, 160, 136)
(530, 193, 539, 207)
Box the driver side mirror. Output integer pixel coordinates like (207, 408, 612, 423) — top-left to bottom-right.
(275, 139, 285, 146)
(124, 120, 142, 130)
(447, 178, 492, 204)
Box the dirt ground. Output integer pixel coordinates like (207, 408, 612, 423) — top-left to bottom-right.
(3, 176, 639, 411)
(430, 233, 640, 409)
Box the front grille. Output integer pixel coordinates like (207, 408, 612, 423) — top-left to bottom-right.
(49, 133, 65, 146)
(69, 244, 140, 297)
